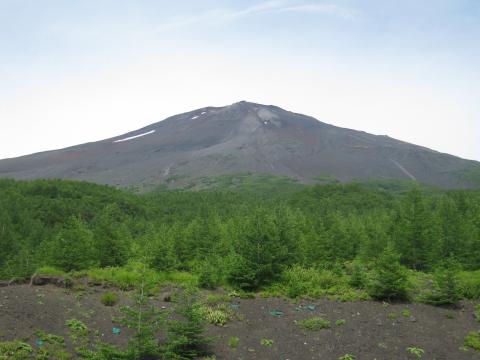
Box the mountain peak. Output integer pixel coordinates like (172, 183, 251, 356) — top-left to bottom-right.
(0, 102, 478, 190)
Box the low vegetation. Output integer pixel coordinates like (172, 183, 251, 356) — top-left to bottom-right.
(100, 291, 119, 306)
(465, 331, 480, 351)
(1, 178, 480, 358)
(296, 317, 331, 331)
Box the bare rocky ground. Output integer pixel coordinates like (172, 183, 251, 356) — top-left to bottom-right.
(0, 283, 479, 360)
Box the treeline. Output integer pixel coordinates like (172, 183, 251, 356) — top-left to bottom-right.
(1, 178, 480, 292)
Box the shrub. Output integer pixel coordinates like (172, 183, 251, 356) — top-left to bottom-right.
(368, 245, 409, 301)
(101, 292, 119, 306)
(198, 304, 232, 326)
(297, 317, 331, 331)
(458, 270, 480, 299)
(282, 266, 348, 299)
(465, 331, 480, 351)
(335, 319, 346, 326)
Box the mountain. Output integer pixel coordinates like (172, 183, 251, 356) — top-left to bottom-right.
(1, 101, 479, 190)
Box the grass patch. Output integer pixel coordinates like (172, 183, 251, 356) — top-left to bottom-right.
(205, 294, 231, 305)
(296, 317, 331, 331)
(35, 266, 66, 276)
(228, 336, 240, 348)
(100, 292, 119, 306)
(65, 319, 89, 338)
(458, 270, 480, 300)
(0, 341, 33, 359)
(475, 304, 480, 322)
(79, 263, 197, 290)
(279, 265, 367, 300)
(35, 330, 65, 345)
(465, 331, 480, 351)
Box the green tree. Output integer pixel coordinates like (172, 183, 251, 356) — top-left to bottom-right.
(424, 258, 461, 306)
(49, 217, 97, 272)
(162, 288, 211, 360)
(94, 204, 130, 268)
(368, 244, 409, 301)
(119, 263, 165, 359)
(141, 225, 177, 272)
(227, 208, 290, 290)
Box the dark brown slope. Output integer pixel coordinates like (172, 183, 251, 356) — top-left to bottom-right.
(0, 101, 478, 189)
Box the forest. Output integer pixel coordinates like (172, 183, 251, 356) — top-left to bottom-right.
(1, 177, 480, 303)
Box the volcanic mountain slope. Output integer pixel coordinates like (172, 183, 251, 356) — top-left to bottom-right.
(0, 101, 479, 189)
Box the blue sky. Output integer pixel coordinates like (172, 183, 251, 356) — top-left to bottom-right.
(1, 0, 479, 160)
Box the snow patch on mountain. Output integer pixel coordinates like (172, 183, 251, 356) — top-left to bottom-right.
(113, 130, 156, 143)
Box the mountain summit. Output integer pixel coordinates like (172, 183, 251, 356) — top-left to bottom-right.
(1, 101, 478, 189)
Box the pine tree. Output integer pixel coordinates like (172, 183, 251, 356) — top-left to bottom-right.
(227, 208, 289, 290)
(94, 204, 130, 268)
(162, 288, 211, 360)
(424, 258, 461, 306)
(50, 217, 97, 272)
(118, 262, 165, 359)
(368, 244, 409, 301)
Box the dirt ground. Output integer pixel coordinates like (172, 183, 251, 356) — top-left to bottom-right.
(0, 283, 479, 360)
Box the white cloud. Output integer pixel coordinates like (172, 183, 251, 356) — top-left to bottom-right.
(155, 1, 357, 32)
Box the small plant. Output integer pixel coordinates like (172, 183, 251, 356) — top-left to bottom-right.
(35, 330, 65, 345)
(101, 292, 119, 306)
(228, 336, 240, 348)
(464, 331, 480, 351)
(407, 347, 425, 358)
(475, 304, 480, 322)
(260, 338, 274, 347)
(0, 341, 33, 359)
(401, 309, 411, 317)
(339, 355, 355, 360)
(445, 312, 455, 319)
(297, 317, 331, 331)
(335, 319, 346, 326)
(198, 304, 232, 326)
(387, 312, 399, 320)
(65, 319, 89, 337)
